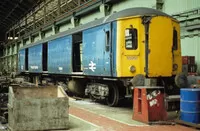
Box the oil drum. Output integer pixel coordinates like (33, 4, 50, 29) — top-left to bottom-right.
(180, 88, 200, 124)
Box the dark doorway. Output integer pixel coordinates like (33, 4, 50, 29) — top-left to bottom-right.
(72, 32, 82, 72)
(42, 42, 48, 71)
(25, 48, 29, 71)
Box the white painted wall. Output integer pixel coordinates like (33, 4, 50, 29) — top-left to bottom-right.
(33, 35, 41, 42)
(25, 39, 31, 45)
(44, 30, 54, 38)
(59, 23, 74, 32)
(111, 0, 157, 13)
(181, 35, 200, 72)
(163, 0, 200, 14)
(80, 12, 104, 25)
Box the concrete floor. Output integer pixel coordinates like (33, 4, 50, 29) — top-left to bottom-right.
(67, 98, 198, 131)
(0, 98, 198, 131)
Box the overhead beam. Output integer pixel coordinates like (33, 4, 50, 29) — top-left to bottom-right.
(0, 0, 24, 29)
(0, 6, 10, 12)
(57, 0, 61, 15)
(0, 0, 9, 9)
(3, 0, 107, 44)
(1, 18, 13, 24)
(7, 13, 21, 21)
(17, 5, 29, 13)
(5, 0, 18, 6)
(0, 22, 10, 28)
(43, 0, 47, 24)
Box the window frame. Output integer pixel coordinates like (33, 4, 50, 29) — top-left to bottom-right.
(173, 28, 178, 50)
(125, 28, 138, 50)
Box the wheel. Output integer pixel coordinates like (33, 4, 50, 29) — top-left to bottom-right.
(106, 83, 119, 107)
(175, 73, 188, 88)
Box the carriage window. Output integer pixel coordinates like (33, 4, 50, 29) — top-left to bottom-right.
(173, 28, 178, 50)
(125, 28, 138, 50)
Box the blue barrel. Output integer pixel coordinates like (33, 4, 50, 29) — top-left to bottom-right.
(180, 88, 200, 124)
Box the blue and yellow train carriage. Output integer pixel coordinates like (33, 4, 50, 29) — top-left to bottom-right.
(18, 7, 182, 106)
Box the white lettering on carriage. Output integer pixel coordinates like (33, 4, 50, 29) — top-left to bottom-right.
(30, 66, 38, 69)
(89, 61, 96, 72)
(58, 67, 63, 71)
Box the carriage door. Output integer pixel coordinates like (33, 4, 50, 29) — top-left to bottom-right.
(104, 23, 112, 76)
(83, 24, 112, 76)
(148, 16, 173, 77)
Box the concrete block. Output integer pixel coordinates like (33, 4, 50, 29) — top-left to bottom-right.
(8, 86, 69, 131)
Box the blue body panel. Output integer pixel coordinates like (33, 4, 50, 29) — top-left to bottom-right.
(18, 49, 25, 72)
(28, 44, 42, 72)
(83, 24, 112, 76)
(48, 36, 72, 74)
(180, 88, 200, 124)
(18, 22, 117, 77)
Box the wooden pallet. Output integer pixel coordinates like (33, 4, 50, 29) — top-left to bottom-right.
(175, 119, 200, 129)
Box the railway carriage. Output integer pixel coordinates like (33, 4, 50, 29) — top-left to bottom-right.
(18, 7, 182, 106)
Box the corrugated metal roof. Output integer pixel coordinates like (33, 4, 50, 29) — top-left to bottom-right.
(0, 0, 41, 31)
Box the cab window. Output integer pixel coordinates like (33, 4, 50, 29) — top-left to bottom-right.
(125, 28, 138, 50)
(173, 28, 178, 50)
